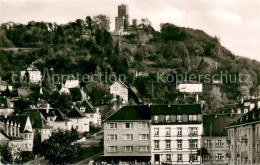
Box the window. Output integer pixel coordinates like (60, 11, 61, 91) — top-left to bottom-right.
(123, 134, 133, 140)
(166, 154, 171, 161)
(107, 134, 117, 141)
(139, 134, 149, 140)
(139, 146, 149, 152)
(205, 140, 211, 147)
(189, 154, 198, 162)
(204, 155, 210, 160)
(165, 128, 171, 136)
(189, 140, 198, 149)
(166, 115, 170, 122)
(189, 127, 198, 136)
(123, 123, 133, 129)
(154, 128, 159, 136)
(154, 115, 158, 123)
(216, 153, 223, 160)
(215, 140, 223, 147)
(107, 146, 117, 152)
(138, 122, 148, 129)
(177, 154, 183, 162)
(177, 140, 182, 149)
(124, 146, 133, 152)
(177, 115, 182, 122)
(177, 128, 182, 136)
(166, 140, 171, 149)
(193, 115, 197, 121)
(154, 141, 159, 149)
(113, 87, 118, 91)
(108, 123, 117, 129)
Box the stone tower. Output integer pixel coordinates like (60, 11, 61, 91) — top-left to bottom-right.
(115, 4, 129, 31)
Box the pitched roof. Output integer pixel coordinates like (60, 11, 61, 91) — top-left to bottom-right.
(79, 99, 95, 113)
(151, 104, 202, 115)
(5, 115, 29, 133)
(203, 114, 243, 136)
(110, 80, 128, 88)
(66, 108, 86, 118)
(0, 130, 23, 140)
(227, 107, 260, 128)
(105, 105, 151, 121)
(18, 88, 30, 97)
(20, 110, 47, 129)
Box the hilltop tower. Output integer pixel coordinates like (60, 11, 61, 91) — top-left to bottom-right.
(115, 4, 129, 31)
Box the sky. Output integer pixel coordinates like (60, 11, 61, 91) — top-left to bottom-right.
(0, 0, 259, 61)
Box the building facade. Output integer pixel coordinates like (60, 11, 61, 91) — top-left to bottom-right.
(78, 99, 101, 126)
(202, 114, 242, 165)
(226, 107, 260, 165)
(103, 105, 151, 164)
(110, 81, 128, 104)
(150, 104, 203, 165)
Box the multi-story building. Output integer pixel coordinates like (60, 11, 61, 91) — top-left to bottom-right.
(202, 114, 242, 165)
(115, 4, 129, 31)
(21, 65, 42, 84)
(78, 99, 101, 126)
(110, 81, 128, 104)
(0, 115, 34, 151)
(103, 105, 151, 164)
(66, 108, 89, 132)
(226, 107, 260, 165)
(150, 104, 203, 165)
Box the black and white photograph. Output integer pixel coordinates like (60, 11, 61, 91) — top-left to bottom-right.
(0, 0, 259, 164)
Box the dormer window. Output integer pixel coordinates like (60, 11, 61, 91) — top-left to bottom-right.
(166, 115, 170, 122)
(177, 115, 182, 122)
(80, 107, 85, 112)
(154, 115, 158, 123)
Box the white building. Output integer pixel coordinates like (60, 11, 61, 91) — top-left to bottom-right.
(65, 80, 80, 89)
(66, 108, 89, 132)
(150, 104, 203, 165)
(0, 116, 34, 152)
(45, 109, 72, 131)
(78, 99, 101, 126)
(0, 77, 13, 91)
(0, 96, 14, 116)
(177, 81, 203, 93)
(21, 68, 42, 84)
(110, 81, 128, 104)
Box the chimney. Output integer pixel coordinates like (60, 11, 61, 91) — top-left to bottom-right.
(196, 94, 199, 102)
(241, 97, 244, 104)
(4, 113, 7, 118)
(168, 101, 171, 107)
(46, 104, 50, 114)
(96, 107, 100, 114)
